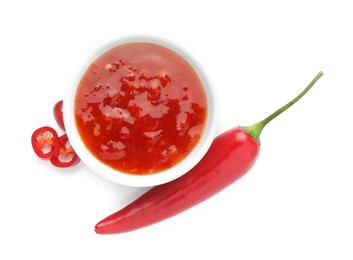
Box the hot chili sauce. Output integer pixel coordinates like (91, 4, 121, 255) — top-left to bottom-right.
(75, 42, 207, 175)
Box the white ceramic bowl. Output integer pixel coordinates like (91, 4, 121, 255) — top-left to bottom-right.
(64, 36, 218, 187)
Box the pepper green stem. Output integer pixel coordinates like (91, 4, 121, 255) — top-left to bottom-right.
(242, 71, 324, 144)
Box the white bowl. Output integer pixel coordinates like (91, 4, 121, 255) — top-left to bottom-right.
(64, 35, 218, 187)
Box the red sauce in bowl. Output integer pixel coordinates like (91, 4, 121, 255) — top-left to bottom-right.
(75, 42, 207, 175)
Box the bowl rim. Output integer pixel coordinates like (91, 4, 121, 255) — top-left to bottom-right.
(63, 35, 218, 187)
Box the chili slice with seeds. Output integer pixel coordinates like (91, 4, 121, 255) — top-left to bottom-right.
(31, 126, 60, 159)
(50, 134, 80, 168)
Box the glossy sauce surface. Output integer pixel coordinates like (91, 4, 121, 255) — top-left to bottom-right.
(75, 43, 207, 175)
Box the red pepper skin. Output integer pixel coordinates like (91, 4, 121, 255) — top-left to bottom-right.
(95, 127, 260, 234)
(53, 100, 65, 130)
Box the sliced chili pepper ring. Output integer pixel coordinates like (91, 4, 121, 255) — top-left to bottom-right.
(50, 134, 80, 168)
(53, 100, 65, 130)
(31, 126, 60, 160)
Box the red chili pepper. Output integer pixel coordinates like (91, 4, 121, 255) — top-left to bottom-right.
(31, 126, 60, 160)
(53, 100, 65, 130)
(95, 72, 324, 234)
(50, 134, 80, 168)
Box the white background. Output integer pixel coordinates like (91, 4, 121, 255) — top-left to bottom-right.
(1, 0, 352, 259)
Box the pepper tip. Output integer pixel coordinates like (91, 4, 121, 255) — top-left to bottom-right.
(94, 221, 106, 235)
